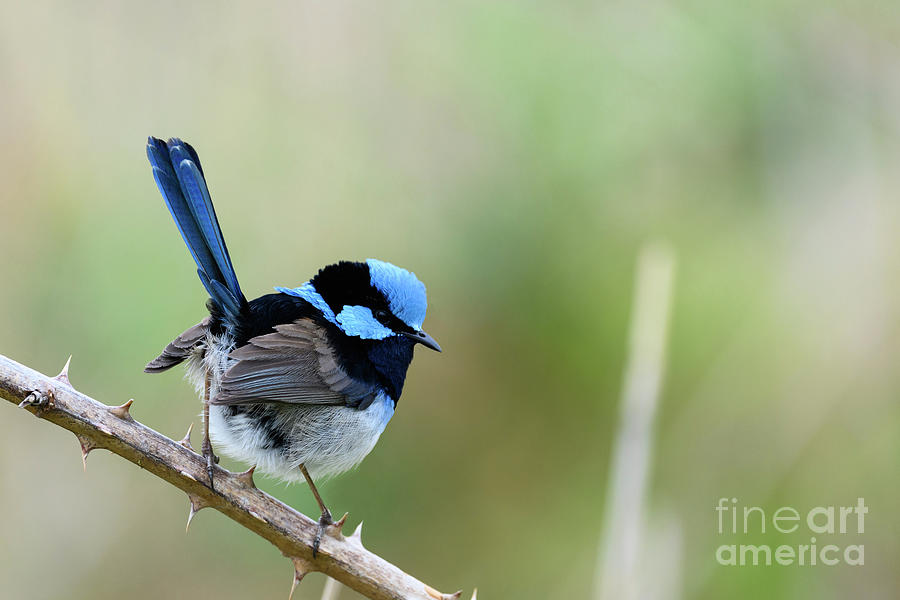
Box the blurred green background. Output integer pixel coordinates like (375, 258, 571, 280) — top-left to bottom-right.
(1, 1, 899, 599)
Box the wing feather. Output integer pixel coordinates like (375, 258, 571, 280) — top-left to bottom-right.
(212, 319, 376, 408)
(144, 318, 209, 373)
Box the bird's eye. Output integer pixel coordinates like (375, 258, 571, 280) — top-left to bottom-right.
(374, 309, 389, 321)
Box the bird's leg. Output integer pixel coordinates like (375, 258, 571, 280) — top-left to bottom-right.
(201, 369, 219, 490)
(300, 464, 332, 558)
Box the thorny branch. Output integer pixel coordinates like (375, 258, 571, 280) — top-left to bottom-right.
(0, 353, 474, 600)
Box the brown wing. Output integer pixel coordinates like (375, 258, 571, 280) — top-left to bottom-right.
(144, 317, 210, 373)
(211, 318, 377, 409)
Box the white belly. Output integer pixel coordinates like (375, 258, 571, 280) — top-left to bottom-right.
(209, 393, 395, 482)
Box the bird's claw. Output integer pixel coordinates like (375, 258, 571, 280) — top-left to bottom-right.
(201, 438, 219, 491)
(312, 509, 333, 558)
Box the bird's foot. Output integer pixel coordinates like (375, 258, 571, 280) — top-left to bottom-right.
(201, 436, 219, 491)
(312, 509, 332, 558)
(311, 510, 349, 558)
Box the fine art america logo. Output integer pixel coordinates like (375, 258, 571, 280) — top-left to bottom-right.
(715, 498, 867, 566)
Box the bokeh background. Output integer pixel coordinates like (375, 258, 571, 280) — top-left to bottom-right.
(1, 2, 899, 599)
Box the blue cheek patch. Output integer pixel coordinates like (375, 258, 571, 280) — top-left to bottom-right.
(275, 283, 338, 326)
(335, 305, 394, 340)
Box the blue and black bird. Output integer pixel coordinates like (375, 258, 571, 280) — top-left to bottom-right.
(144, 137, 440, 553)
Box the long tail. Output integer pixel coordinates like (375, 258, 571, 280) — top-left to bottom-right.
(146, 137, 246, 327)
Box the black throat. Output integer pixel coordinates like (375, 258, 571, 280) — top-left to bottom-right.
(365, 336, 416, 404)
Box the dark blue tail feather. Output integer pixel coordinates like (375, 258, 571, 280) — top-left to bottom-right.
(147, 137, 246, 326)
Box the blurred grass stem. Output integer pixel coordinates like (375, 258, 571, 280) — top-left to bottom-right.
(594, 243, 677, 600)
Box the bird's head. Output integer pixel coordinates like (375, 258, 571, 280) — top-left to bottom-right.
(276, 259, 441, 351)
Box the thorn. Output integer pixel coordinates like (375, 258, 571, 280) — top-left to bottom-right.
(109, 399, 134, 421)
(288, 557, 313, 600)
(325, 512, 348, 540)
(54, 355, 72, 385)
(348, 521, 364, 547)
(179, 423, 194, 451)
(186, 493, 211, 532)
(234, 465, 256, 488)
(75, 434, 96, 471)
(424, 586, 462, 600)
(471, 589, 478, 600)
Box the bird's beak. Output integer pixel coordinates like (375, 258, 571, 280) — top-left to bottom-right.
(402, 330, 442, 352)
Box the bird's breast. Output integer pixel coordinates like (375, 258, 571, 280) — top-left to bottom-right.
(209, 391, 395, 482)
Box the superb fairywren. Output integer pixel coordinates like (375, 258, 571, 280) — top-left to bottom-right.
(143, 137, 440, 553)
